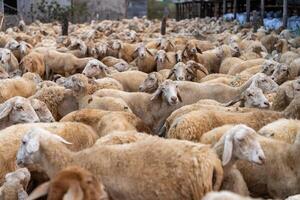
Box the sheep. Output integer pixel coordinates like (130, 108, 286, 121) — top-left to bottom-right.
(66, 38, 88, 58)
(27, 166, 109, 200)
(0, 48, 19, 73)
(272, 79, 300, 111)
(227, 59, 265, 75)
(82, 59, 147, 92)
(183, 39, 214, 56)
(219, 57, 243, 74)
(155, 50, 177, 71)
(165, 107, 283, 143)
(29, 86, 78, 121)
(34, 48, 92, 77)
(79, 95, 132, 113)
(270, 63, 292, 84)
(108, 40, 138, 62)
(17, 128, 223, 200)
(94, 80, 183, 133)
(130, 43, 157, 73)
(60, 109, 152, 136)
(0, 168, 30, 200)
(0, 122, 98, 184)
(20, 52, 45, 79)
(200, 124, 236, 145)
(213, 124, 265, 196)
(279, 51, 300, 65)
(236, 132, 300, 198)
(258, 119, 300, 144)
(146, 37, 175, 52)
(101, 56, 130, 72)
(260, 33, 278, 53)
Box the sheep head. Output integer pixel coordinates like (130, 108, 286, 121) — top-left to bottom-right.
(271, 63, 289, 85)
(151, 80, 182, 105)
(0, 48, 13, 65)
(4, 168, 31, 190)
(215, 124, 265, 166)
(186, 60, 208, 80)
(30, 99, 55, 122)
(167, 62, 187, 81)
(155, 50, 169, 64)
(0, 96, 40, 125)
(134, 43, 153, 59)
(224, 86, 270, 108)
(261, 60, 277, 76)
(82, 59, 110, 78)
(139, 72, 163, 93)
(252, 73, 278, 93)
(27, 166, 108, 200)
(16, 127, 71, 168)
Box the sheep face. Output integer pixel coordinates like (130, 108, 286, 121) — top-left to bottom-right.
(221, 124, 265, 166)
(151, 80, 182, 105)
(184, 41, 201, 55)
(157, 38, 174, 51)
(21, 56, 34, 73)
(17, 128, 71, 167)
(253, 73, 278, 93)
(111, 40, 122, 51)
(4, 39, 20, 50)
(134, 44, 152, 59)
(293, 79, 300, 95)
(0, 48, 12, 65)
(155, 50, 168, 64)
(271, 63, 289, 85)
(175, 50, 183, 62)
(82, 59, 109, 78)
(60, 74, 86, 94)
(30, 99, 55, 122)
(229, 43, 240, 57)
(139, 72, 160, 93)
(0, 97, 40, 124)
(261, 60, 276, 76)
(5, 168, 31, 189)
(168, 62, 187, 81)
(243, 87, 270, 108)
(113, 61, 129, 72)
(19, 42, 32, 55)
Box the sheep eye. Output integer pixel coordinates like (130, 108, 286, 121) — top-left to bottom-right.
(237, 138, 245, 142)
(262, 80, 267, 82)
(247, 93, 253, 97)
(92, 65, 97, 68)
(15, 105, 24, 110)
(22, 140, 26, 145)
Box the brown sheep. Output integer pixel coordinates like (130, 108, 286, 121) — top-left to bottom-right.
(20, 52, 46, 79)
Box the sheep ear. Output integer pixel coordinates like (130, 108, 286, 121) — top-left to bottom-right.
(27, 181, 50, 200)
(63, 183, 84, 200)
(177, 88, 183, 102)
(51, 134, 72, 145)
(151, 86, 162, 101)
(0, 100, 13, 120)
(222, 134, 234, 166)
(165, 54, 171, 62)
(146, 48, 153, 56)
(196, 47, 202, 54)
(166, 69, 174, 79)
(156, 41, 161, 48)
(193, 63, 208, 75)
(222, 95, 241, 107)
(169, 41, 175, 48)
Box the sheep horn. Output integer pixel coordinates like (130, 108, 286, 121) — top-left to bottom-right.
(192, 63, 208, 75)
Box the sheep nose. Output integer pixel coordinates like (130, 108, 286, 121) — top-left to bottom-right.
(139, 86, 143, 91)
(271, 76, 275, 80)
(178, 76, 184, 81)
(258, 155, 265, 164)
(171, 96, 177, 102)
(264, 101, 270, 107)
(17, 160, 23, 166)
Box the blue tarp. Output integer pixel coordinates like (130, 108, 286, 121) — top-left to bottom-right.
(223, 12, 300, 33)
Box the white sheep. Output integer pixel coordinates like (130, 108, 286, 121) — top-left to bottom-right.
(17, 128, 223, 200)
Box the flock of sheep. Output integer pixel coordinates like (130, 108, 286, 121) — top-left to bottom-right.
(0, 15, 300, 200)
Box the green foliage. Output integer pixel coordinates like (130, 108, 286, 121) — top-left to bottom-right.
(33, 0, 87, 23)
(148, 0, 176, 19)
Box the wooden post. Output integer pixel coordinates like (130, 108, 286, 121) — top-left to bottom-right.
(199, 0, 202, 18)
(246, 0, 251, 22)
(283, 0, 288, 28)
(233, 0, 237, 19)
(223, 0, 226, 15)
(260, 0, 264, 26)
(176, 3, 179, 21)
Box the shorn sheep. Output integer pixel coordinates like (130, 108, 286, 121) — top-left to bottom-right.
(0, 122, 98, 183)
(27, 166, 109, 200)
(17, 127, 223, 200)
